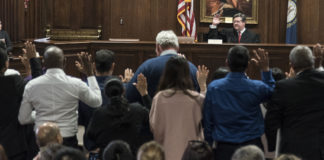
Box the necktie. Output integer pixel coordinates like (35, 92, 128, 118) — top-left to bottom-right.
(238, 31, 241, 43)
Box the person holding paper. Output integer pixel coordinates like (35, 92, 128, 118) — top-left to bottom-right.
(207, 13, 260, 43)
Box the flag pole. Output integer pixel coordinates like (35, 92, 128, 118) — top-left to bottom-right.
(184, 1, 188, 36)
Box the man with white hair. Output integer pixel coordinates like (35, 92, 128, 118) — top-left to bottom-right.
(265, 44, 324, 160)
(126, 30, 199, 105)
(231, 145, 265, 160)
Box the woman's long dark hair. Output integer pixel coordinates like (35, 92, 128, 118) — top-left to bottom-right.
(158, 56, 196, 99)
(104, 77, 129, 113)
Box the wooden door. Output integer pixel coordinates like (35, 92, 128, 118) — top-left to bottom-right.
(109, 0, 151, 40)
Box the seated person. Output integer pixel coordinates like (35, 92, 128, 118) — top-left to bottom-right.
(231, 145, 265, 160)
(182, 140, 213, 160)
(102, 140, 133, 160)
(53, 147, 86, 160)
(33, 122, 63, 160)
(137, 141, 165, 160)
(274, 154, 301, 160)
(208, 13, 259, 43)
(36, 143, 65, 160)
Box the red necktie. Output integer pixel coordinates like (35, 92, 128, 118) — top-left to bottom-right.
(238, 31, 241, 43)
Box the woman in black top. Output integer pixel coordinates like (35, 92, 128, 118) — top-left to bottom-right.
(86, 77, 152, 159)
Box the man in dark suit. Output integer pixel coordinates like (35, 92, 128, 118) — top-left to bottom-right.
(207, 13, 259, 43)
(0, 41, 42, 160)
(0, 20, 12, 53)
(265, 44, 324, 160)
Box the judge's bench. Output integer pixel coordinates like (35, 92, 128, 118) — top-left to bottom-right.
(10, 39, 305, 81)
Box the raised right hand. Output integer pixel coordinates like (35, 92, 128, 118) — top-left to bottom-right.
(212, 14, 221, 26)
(75, 52, 94, 76)
(133, 73, 148, 96)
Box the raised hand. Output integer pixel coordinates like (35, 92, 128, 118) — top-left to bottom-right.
(75, 60, 86, 75)
(197, 65, 209, 93)
(212, 14, 221, 26)
(24, 41, 37, 59)
(285, 67, 295, 78)
(19, 49, 31, 76)
(251, 48, 270, 72)
(313, 43, 323, 68)
(133, 73, 148, 96)
(75, 52, 94, 76)
(119, 68, 134, 83)
(177, 53, 186, 58)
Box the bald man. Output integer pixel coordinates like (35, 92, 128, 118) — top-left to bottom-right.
(33, 122, 63, 160)
(36, 122, 63, 148)
(18, 46, 102, 149)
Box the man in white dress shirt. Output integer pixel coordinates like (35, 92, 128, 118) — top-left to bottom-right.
(18, 46, 102, 148)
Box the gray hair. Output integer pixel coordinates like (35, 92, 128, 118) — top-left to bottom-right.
(289, 45, 314, 69)
(155, 30, 179, 50)
(231, 145, 265, 160)
(275, 154, 301, 160)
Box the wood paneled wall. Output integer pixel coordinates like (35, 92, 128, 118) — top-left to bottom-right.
(0, 0, 323, 44)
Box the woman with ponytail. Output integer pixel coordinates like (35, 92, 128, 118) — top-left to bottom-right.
(86, 77, 151, 159)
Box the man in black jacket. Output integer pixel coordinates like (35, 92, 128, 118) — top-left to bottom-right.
(265, 44, 324, 160)
(207, 13, 259, 43)
(0, 20, 12, 53)
(0, 41, 42, 160)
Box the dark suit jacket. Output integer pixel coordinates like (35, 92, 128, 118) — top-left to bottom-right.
(208, 28, 260, 43)
(0, 30, 13, 52)
(0, 58, 41, 158)
(265, 69, 324, 160)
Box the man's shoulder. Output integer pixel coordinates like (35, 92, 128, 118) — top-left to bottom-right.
(208, 78, 227, 88)
(129, 102, 149, 114)
(4, 69, 20, 76)
(188, 61, 198, 70)
(138, 55, 174, 71)
(27, 73, 83, 86)
(0, 75, 23, 85)
(0, 30, 7, 34)
(147, 55, 173, 63)
(244, 29, 257, 36)
(246, 78, 271, 88)
(139, 56, 164, 68)
(25, 74, 44, 85)
(280, 70, 324, 85)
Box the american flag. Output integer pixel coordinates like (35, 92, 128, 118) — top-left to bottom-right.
(177, 0, 197, 40)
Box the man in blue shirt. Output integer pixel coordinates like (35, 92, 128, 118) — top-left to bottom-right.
(126, 30, 199, 105)
(203, 46, 275, 160)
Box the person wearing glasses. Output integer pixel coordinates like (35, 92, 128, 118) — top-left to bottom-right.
(207, 13, 259, 43)
(0, 20, 12, 53)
